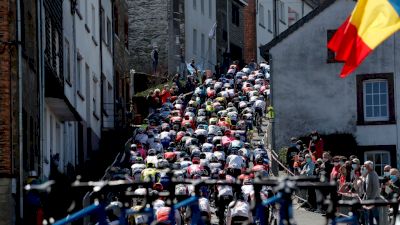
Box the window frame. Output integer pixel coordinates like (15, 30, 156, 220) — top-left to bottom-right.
(193, 0, 197, 10)
(278, 0, 286, 24)
(359, 145, 397, 175)
(208, 0, 212, 19)
(356, 73, 395, 125)
(193, 29, 197, 55)
(64, 38, 71, 85)
(232, 3, 240, 27)
(364, 150, 391, 177)
(259, 4, 265, 28)
(76, 53, 84, 100)
(201, 0, 205, 15)
(268, 10, 272, 33)
(363, 79, 389, 122)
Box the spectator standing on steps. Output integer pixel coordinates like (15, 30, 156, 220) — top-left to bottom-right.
(151, 46, 159, 75)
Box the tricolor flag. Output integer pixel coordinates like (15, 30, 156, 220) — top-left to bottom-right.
(328, 0, 400, 78)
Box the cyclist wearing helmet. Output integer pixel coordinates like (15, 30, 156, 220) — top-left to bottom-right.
(226, 193, 253, 225)
(131, 157, 146, 181)
(141, 162, 160, 184)
(215, 170, 233, 225)
(145, 149, 159, 168)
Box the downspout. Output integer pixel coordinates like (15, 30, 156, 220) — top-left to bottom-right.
(111, 0, 116, 129)
(72, 0, 78, 166)
(268, 51, 277, 176)
(16, 0, 23, 218)
(99, 0, 104, 131)
(273, 0, 277, 37)
(226, 0, 230, 53)
(38, 0, 45, 180)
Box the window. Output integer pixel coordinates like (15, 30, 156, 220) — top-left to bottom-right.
(357, 73, 395, 125)
(232, 3, 240, 26)
(77, 53, 83, 99)
(208, 0, 212, 18)
(64, 39, 71, 84)
(85, 64, 90, 96)
(193, 29, 197, 54)
(364, 151, 390, 176)
(201, 33, 205, 57)
(268, 10, 272, 32)
(288, 7, 299, 26)
(364, 80, 389, 121)
(107, 17, 111, 47)
(124, 16, 129, 48)
(100, 8, 105, 43)
(208, 39, 212, 62)
(93, 74, 98, 118)
(259, 4, 265, 27)
(114, 5, 119, 35)
(201, 0, 204, 15)
(193, 0, 197, 10)
(92, 5, 96, 36)
(326, 30, 342, 63)
(278, 0, 285, 24)
(84, 0, 88, 24)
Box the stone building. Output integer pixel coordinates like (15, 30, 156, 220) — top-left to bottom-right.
(216, 0, 248, 68)
(127, 0, 185, 76)
(261, 0, 400, 172)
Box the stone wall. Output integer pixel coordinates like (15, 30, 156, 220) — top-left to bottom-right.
(127, 0, 169, 75)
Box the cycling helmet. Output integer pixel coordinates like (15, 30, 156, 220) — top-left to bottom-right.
(135, 157, 144, 164)
(146, 162, 155, 168)
(148, 149, 156, 156)
(218, 170, 226, 179)
(192, 157, 201, 164)
(130, 144, 137, 150)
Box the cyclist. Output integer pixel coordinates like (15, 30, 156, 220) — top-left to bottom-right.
(226, 193, 253, 225)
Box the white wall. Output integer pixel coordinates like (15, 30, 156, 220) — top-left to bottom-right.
(256, 0, 313, 61)
(185, 0, 217, 71)
(74, 0, 102, 137)
(101, 0, 114, 129)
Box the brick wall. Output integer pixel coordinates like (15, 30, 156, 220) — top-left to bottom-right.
(243, 0, 257, 64)
(0, 0, 12, 176)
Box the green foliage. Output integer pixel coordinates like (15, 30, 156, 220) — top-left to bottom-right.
(278, 147, 288, 165)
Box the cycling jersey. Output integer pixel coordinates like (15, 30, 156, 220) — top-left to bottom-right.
(226, 155, 244, 169)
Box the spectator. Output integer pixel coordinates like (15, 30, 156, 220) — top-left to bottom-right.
(351, 158, 361, 182)
(151, 46, 159, 75)
(330, 156, 341, 182)
(383, 165, 392, 178)
(160, 84, 171, 104)
(146, 90, 155, 114)
(382, 168, 400, 200)
(320, 152, 333, 182)
(286, 137, 300, 173)
(308, 131, 324, 159)
(363, 161, 380, 224)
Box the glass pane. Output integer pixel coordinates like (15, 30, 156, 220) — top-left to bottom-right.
(366, 153, 373, 161)
(366, 95, 372, 105)
(373, 94, 379, 105)
(373, 82, 379, 93)
(376, 153, 381, 164)
(381, 106, 388, 117)
(382, 153, 389, 164)
(380, 81, 387, 93)
(380, 94, 387, 105)
(366, 106, 373, 117)
(365, 83, 372, 94)
(373, 106, 380, 117)
(376, 166, 382, 176)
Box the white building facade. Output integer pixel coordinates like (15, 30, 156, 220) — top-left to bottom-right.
(41, 0, 114, 178)
(185, 0, 217, 71)
(256, 0, 313, 61)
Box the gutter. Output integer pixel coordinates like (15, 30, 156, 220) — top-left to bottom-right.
(16, 0, 23, 218)
(99, 0, 104, 131)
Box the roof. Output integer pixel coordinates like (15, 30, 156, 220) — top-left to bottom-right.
(259, 0, 336, 59)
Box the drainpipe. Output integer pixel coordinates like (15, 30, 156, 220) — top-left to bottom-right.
(273, 0, 277, 37)
(99, 0, 104, 131)
(111, 0, 116, 129)
(268, 51, 278, 176)
(37, 0, 45, 180)
(71, 0, 79, 166)
(16, 0, 24, 218)
(226, 0, 230, 53)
